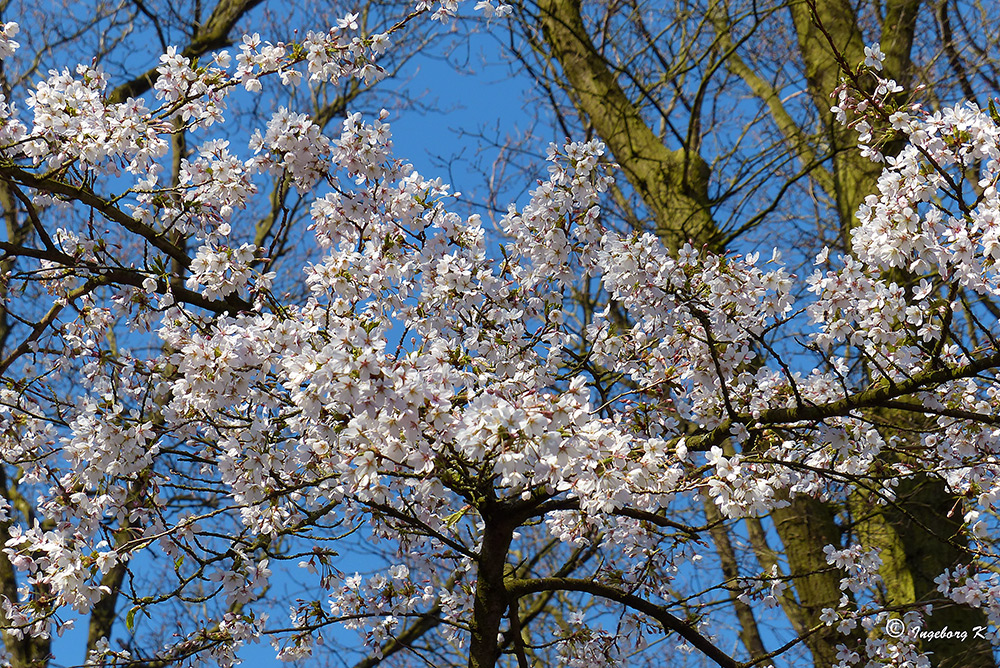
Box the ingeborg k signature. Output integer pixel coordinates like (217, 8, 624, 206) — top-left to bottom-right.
(884, 618, 992, 642)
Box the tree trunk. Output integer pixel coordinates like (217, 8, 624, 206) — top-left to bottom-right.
(537, 0, 716, 252)
(469, 516, 515, 668)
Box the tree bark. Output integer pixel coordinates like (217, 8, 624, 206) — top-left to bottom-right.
(853, 474, 995, 667)
(769, 496, 848, 668)
(469, 515, 515, 668)
(537, 0, 716, 252)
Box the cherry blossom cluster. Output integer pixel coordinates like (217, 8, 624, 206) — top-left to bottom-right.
(25, 64, 167, 171)
(0, 21, 18, 59)
(823, 544, 883, 594)
(249, 107, 331, 191)
(3, 521, 118, 616)
(935, 565, 1000, 627)
(829, 42, 910, 162)
(736, 564, 788, 609)
(155, 46, 230, 129)
(327, 565, 437, 654)
(818, 607, 939, 668)
(171, 138, 259, 233)
(186, 242, 259, 299)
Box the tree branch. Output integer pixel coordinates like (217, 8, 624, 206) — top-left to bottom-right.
(107, 0, 266, 104)
(507, 576, 740, 668)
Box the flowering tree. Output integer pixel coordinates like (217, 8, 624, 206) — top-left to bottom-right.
(0, 4, 998, 668)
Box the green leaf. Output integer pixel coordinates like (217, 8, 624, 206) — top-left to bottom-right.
(443, 505, 471, 528)
(125, 606, 138, 633)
